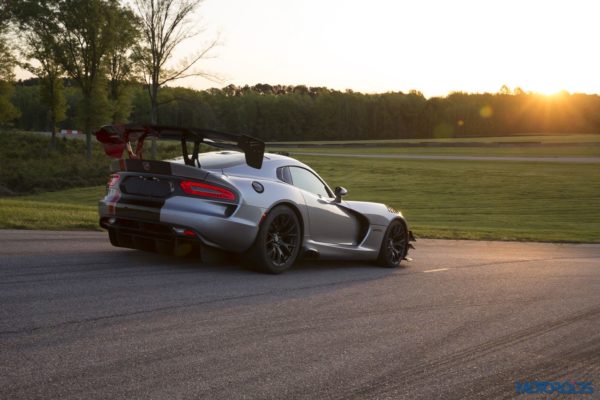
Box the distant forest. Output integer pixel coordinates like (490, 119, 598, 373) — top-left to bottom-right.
(11, 80, 600, 141)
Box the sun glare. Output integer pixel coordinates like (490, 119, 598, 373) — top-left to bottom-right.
(529, 85, 568, 97)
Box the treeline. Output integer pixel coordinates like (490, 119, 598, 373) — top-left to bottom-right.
(10, 81, 600, 141)
(2, 1, 600, 144)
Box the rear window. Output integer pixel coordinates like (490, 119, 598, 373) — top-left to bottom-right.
(170, 151, 246, 169)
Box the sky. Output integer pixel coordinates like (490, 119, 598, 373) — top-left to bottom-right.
(16, 0, 600, 97)
(170, 0, 600, 97)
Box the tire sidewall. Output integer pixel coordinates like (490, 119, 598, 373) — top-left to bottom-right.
(378, 219, 407, 268)
(252, 205, 301, 274)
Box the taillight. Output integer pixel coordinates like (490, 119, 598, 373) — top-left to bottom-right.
(180, 180, 236, 201)
(107, 174, 120, 188)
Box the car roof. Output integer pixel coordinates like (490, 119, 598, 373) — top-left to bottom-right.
(167, 150, 310, 177)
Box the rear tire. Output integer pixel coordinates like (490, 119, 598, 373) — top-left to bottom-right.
(377, 219, 408, 268)
(108, 229, 121, 247)
(248, 205, 301, 274)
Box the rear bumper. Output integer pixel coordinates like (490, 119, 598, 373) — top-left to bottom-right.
(99, 195, 263, 253)
(100, 217, 202, 255)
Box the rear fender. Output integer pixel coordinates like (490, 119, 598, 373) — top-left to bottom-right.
(223, 176, 308, 231)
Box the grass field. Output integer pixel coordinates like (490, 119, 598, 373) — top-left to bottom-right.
(267, 133, 600, 145)
(294, 156, 600, 242)
(268, 133, 600, 158)
(271, 145, 600, 158)
(267, 134, 600, 157)
(0, 187, 105, 230)
(1, 156, 598, 242)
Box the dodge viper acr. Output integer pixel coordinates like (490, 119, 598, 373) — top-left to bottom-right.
(96, 125, 415, 273)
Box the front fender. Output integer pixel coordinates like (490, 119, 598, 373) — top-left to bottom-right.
(341, 200, 403, 226)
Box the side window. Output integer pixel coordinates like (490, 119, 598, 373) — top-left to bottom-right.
(289, 167, 331, 198)
(276, 166, 292, 184)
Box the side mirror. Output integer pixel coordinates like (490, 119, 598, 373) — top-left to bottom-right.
(334, 186, 348, 203)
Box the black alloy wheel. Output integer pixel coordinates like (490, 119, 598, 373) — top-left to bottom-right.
(249, 205, 301, 274)
(266, 213, 298, 267)
(377, 220, 408, 267)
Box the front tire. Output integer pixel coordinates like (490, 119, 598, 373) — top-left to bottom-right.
(377, 219, 408, 268)
(248, 205, 301, 274)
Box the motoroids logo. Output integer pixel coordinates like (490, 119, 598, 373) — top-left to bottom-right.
(515, 380, 594, 395)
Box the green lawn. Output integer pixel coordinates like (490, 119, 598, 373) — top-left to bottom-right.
(296, 156, 600, 243)
(0, 187, 104, 230)
(1, 157, 598, 243)
(268, 133, 600, 158)
(271, 144, 600, 157)
(267, 133, 600, 145)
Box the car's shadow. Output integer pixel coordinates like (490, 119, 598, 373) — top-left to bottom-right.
(94, 246, 405, 298)
(111, 247, 404, 274)
(95, 248, 405, 309)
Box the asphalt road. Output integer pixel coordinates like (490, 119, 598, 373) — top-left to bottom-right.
(1, 230, 599, 399)
(292, 152, 600, 163)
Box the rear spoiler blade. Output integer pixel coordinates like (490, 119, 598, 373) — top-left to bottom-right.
(95, 125, 265, 169)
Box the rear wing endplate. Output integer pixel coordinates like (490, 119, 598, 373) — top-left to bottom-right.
(95, 125, 265, 169)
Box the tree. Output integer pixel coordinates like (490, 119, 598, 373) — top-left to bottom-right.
(0, 0, 9, 22)
(19, 28, 67, 145)
(0, 18, 20, 125)
(10, 0, 138, 157)
(499, 84, 512, 95)
(47, 0, 136, 158)
(133, 0, 219, 156)
(10, 1, 68, 139)
(106, 6, 141, 124)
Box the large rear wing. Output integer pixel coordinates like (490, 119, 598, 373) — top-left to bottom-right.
(95, 125, 265, 169)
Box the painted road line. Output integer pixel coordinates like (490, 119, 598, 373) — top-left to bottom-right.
(423, 268, 449, 273)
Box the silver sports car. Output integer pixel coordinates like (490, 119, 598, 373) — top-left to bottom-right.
(96, 125, 415, 273)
